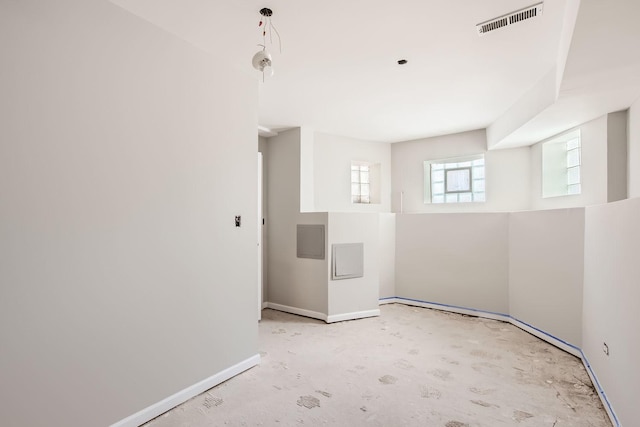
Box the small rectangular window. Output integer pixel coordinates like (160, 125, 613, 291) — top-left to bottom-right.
(352, 161, 381, 204)
(445, 168, 472, 193)
(424, 155, 485, 204)
(542, 130, 581, 198)
(351, 164, 370, 204)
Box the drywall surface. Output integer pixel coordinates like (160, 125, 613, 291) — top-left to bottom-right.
(378, 213, 396, 299)
(313, 132, 391, 213)
(509, 209, 585, 347)
(487, 67, 558, 148)
(0, 2, 258, 426)
(583, 198, 640, 427)
(300, 127, 316, 212)
(259, 137, 269, 304)
(391, 130, 530, 213)
(531, 115, 608, 210)
(327, 213, 380, 317)
(395, 213, 509, 314)
(265, 129, 329, 314)
(629, 98, 640, 198)
(607, 111, 628, 202)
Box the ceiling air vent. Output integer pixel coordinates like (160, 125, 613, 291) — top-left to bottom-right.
(477, 2, 544, 36)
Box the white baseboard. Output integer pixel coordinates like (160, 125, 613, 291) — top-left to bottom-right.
(508, 317, 581, 358)
(261, 302, 268, 309)
(265, 303, 380, 324)
(380, 296, 620, 427)
(265, 302, 328, 322)
(580, 352, 620, 427)
(110, 354, 260, 427)
(326, 309, 380, 323)
(385, 297, 508, 322)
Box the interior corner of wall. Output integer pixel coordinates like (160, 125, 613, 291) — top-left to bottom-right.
(487, 67, 559, 150)
(555, 0, 581, 94)
(299, 126, 315, 212)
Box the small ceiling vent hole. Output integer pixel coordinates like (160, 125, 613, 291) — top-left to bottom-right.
(477, 2, 543, 36)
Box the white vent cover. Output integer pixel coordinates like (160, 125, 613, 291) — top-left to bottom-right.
(477, 2, 544, 36)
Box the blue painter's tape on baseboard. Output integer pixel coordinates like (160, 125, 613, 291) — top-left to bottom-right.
(379, 296, 621, 427)
(508, 316, 581, 352)
(391, 296, 510, 318)
(579, 350, 620, 427)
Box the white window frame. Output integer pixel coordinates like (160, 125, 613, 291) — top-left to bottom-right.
(542, 130, 581, 198)
(351, 163, 370, 204)
(424, 154, 486, 204)
(444, 167, 473, 193)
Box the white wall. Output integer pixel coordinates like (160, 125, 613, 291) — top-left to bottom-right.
(0, 2, 258, 426)
(327, 213, 381, 318)
(265, 129, 329, 315)
(509, 209, 585, 346)
(531, 116, 609, 209)
(259, 137, 269, 304)
(583, 198, 640, 427)
(391, 130, 531, 213)
(378, 213, 396, 299)
(629, 97, 640, 198)
(395, 213, 510, 314)
(313, 132, 391, 213)
(300, 127, 316, 213)
(266, 130, 391, 320)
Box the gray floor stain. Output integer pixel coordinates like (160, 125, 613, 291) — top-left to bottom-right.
(378, 375, 398, 385)
(470, 399, 499, 408)
(469, 387, 496, 395)
(419, 385, 442, 399)
(361, 392, 376, 401)
(513, 410, 534, 422)
(272, 328, 286, 334)
(470, 349, 501, 360)
(203, 395, 223, 409)
(429, 369, 451, 381)
(394, 359, 414, 370)
(441, 356, 460, 365)
(297, 395, 320, 409)
(445, 421, 469, 427)
(315, 390, 332, 398)
(408, 349, 419, 355)
(471, 361, 500, 373)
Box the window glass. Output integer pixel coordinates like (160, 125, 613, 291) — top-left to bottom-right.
(542, 130, 581, 198)
(425, 155, 485, 204)
(351, 162, 379, 204)
(445, 168, 471, 193)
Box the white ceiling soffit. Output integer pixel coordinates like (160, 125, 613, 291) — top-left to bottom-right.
(490, 0, 640, 148)
(258, 126, 278, 138)
(111, 0, 640, 146)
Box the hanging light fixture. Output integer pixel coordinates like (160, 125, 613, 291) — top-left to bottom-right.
(252, 45, 273, 78)
(252, 7, 281, 81)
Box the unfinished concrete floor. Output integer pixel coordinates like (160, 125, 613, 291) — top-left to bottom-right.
(145, 304, 611, 427)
